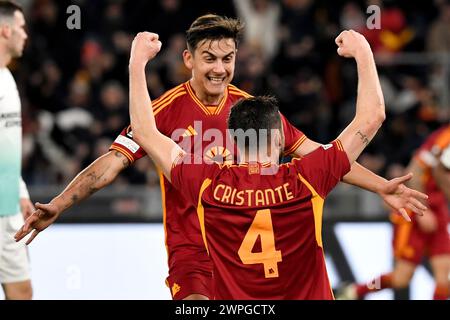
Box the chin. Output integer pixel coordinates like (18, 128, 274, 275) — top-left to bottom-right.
(12, 49, 24, 58)
(206, 83, 226, 96)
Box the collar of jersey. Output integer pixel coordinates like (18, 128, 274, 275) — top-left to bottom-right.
(185, 80, 228, 116)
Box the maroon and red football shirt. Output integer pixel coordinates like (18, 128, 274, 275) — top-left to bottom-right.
(110, 81, 306, 297)
(171, 140, 350, 299)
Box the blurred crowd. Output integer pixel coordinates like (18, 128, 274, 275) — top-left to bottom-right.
(13, 0, 450, 189)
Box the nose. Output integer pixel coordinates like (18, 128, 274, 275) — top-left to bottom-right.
(213, 60, 226, 74)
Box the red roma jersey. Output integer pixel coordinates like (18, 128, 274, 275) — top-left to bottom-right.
(110, 81, 306, 286)
(171, 141, 351, 299)
(414, 125, 450, 222)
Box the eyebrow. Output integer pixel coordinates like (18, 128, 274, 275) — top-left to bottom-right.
(201, 50, 235, 58)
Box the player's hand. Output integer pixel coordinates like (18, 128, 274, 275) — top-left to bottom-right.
(20, 198, 35, 220)
(335, 30, 372, 60)
(14, 202, 61, 245)
(129, 32, 162, 66)
(416, 209, 438, 233)
(378, 173, 428, 222)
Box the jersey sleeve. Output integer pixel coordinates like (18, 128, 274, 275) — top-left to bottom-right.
(109, 104, 171, 163)
(294, 140, 351, 198)
(109, 125, 147, 163)
(170, 154, 219, 206)
(280, 113, 307, 156)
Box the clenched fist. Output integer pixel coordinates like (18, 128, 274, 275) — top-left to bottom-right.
(335, 30, 372, 60)
(129, 32, 162, 66)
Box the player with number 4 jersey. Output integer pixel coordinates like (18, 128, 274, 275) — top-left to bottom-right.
(110, 80, 305, 299)
(171, 141, 350, 299)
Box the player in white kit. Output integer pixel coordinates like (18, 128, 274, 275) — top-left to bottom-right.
(0, 1, 33, 300)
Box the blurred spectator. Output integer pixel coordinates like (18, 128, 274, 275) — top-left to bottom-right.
(361, 0, 415, 54)
(340, 2, 365, 32)
(233, 0, 281, 61)
(427, 0, 450, 52)
(275, 0, 317, 75)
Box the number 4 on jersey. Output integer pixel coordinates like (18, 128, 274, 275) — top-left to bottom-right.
(238, 209, 282, 278)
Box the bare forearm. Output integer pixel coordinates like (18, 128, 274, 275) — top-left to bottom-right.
(294, 132, 388, 192)
(128, 33, 183, 181)
(355, 52, 385, 123)
(128, 61, 183, 180)
(129, 63, 157, 138)
(342, 162, 387, 192)
(338, 50, 385, 163)
(50, 151, 127, 212)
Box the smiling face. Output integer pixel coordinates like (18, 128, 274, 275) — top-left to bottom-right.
(183, 38, 236, 105)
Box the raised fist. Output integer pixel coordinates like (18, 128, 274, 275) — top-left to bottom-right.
(130, 32, 162, 65)
(335, 30, 372, 59)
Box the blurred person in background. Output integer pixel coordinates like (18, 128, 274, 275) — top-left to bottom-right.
(338, 124, 450, 300)
(233, 0, 281, 61)
(0, 0, 32, 300)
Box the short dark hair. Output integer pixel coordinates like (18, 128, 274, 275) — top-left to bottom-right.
(186, 14, 243, 52)
(0, 1, 23, 22)
(228, 96, 282, 151)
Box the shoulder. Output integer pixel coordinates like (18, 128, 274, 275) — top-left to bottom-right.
(152, 83, 188, 116)
(227, 84, 253, 100)
(415, 126, 450, 168)
(0, 68, 14, 85)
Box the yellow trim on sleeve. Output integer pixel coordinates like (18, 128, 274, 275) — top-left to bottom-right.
(110, 145, 135, 164)
(284, 135, 307, 156)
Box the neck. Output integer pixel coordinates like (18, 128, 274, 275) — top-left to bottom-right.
(239, 149, 280, 165)
(189, 78, 223, 105)
(0, 47, 11, 68)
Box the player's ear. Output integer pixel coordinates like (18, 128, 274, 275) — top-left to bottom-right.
(276, 130, 282, 148)
(274, 129, 283, 155)
(183, 49, 193, 70)
(0, 24, 12, 39)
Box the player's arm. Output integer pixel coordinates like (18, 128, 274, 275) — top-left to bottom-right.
(294, 138, 393, 192)
(333, 30, 428, 220)
(128, 32, 184, 182)
(48, 150, 130, 210)
(333, 30, 385, 163)
(14, 150, 129, 244)
(294, 31, 427, 219)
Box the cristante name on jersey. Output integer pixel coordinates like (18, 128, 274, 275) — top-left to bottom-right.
(213, 182, 294, 206)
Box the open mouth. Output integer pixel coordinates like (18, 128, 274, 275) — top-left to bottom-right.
(207, 76, 226, 84)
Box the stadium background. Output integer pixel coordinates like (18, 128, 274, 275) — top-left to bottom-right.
(6, 0, 450, 299)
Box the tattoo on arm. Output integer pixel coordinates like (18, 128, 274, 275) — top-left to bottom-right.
(86, 171, 104, 195)
(88, 186, 99, 195)
(70, 194, 79, 205)
(356, 130, 370, 145)
(114, 151, 130, 168)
